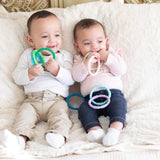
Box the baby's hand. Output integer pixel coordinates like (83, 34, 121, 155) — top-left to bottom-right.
(44, 57, 60, 76)
(28, 63, 44, 80)
(98, 49, 110, 62)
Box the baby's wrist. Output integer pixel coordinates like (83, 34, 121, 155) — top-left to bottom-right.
(52, 65, 60, 76)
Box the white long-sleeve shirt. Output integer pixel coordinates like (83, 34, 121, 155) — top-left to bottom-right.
(72, 51, 127, 97)
(13, 47, 74, 97)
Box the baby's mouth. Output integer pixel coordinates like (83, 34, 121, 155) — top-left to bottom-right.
(47, 45, 56, 49)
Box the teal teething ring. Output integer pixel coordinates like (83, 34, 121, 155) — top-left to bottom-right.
(89, 86, 111, 106)
(31, 47, 55, 68)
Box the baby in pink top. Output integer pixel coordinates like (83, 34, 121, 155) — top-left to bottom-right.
(72, 18, 127, 146)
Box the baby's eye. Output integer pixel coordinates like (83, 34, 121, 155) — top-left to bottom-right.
(42, 35, 48, 38)
(55, 34, 60, 37)
(98, 40, 103, 43)
(84, 42, 90, 45)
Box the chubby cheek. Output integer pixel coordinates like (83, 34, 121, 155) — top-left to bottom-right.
(34, 41, 47, 50)
(34, 44, 42, 50)
(81, 46, 91, 56)
(58, 40, 62, 48)
(80, 49, 89, 56)
(102, 43, 107, 50)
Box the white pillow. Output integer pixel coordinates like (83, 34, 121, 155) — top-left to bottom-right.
(0, 1, 160, 157)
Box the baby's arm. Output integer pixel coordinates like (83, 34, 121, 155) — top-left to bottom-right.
(72, 54, 88, 82)
(13, 49, 45, 85)
(44, 51, 74, 86)
(105, 51, 127, 76)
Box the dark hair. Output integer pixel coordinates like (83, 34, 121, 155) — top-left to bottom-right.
(27, 10, 57, 34)
(73, 18, 106, 41)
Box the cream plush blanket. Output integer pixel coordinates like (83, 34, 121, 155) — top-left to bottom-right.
(0, 1, 160, 159)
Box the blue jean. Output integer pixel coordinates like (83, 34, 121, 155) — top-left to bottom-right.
(78, 89, 127, 133)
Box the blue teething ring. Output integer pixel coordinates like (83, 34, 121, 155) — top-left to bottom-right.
(31, 47, 55, 68)
(66, 93, 85, 110)
(89, 86, 111, 106)
(31, 50, 43, 66)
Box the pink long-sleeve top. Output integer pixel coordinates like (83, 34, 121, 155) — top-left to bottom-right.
(72, 52, 127, 97)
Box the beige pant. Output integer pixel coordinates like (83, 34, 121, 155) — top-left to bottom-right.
(14, 90, 72, 140)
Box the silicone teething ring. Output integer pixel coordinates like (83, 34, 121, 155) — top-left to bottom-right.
(66, 93, 85, 110)
(31, 47, 55, 68)
(88, 95, 110, 109)
(89, 85, 111, 105)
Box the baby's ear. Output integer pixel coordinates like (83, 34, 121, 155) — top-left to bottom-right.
(105, 37, 109, 51)
(26, 34, 34, 47)
(73, 42, 80, 52)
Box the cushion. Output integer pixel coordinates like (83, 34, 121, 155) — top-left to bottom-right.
(0, 1, 160, 158)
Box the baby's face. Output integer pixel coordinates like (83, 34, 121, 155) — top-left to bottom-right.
(74, 24, 107, 56)
(27, 16, 62, 55)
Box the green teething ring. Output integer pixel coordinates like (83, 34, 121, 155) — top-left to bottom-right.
(37, 48, 56, 60)
(31, 48, 55, 68)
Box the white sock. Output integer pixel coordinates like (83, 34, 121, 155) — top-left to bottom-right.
(0, 129, 25, 150)
(102, 128, 120, 146)
(46, 133, 65, 149)
(87, 128, 105, 143)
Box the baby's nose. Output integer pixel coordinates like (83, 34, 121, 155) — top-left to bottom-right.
(91, 44, 99, 52)
(49, 36, 55, 42)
